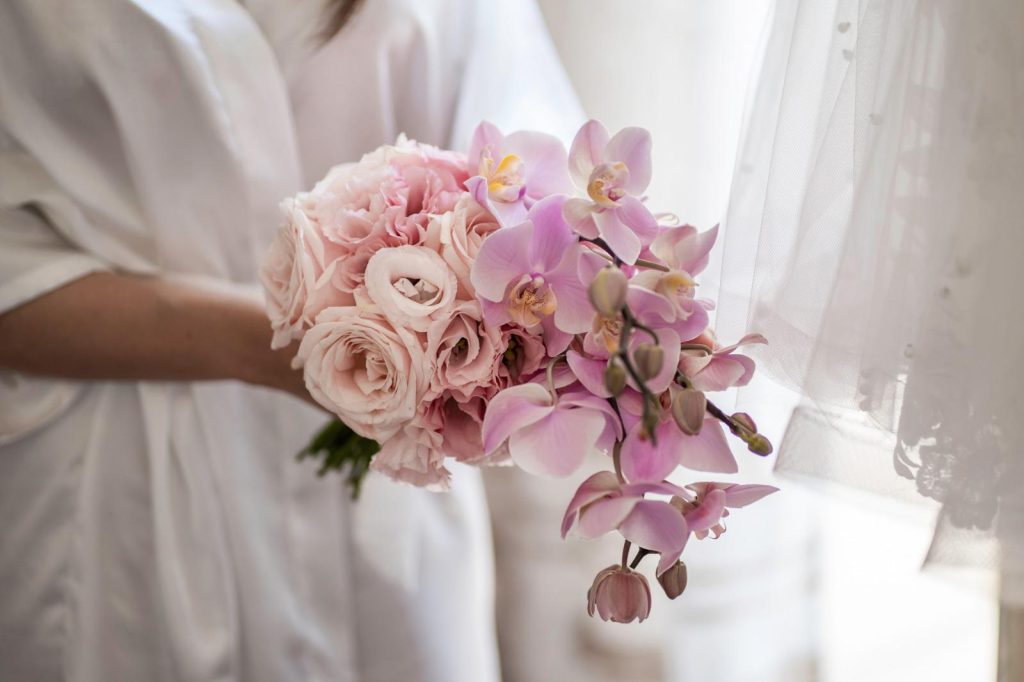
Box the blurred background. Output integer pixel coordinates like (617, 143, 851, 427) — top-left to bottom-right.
(483, 2, 1000, 680)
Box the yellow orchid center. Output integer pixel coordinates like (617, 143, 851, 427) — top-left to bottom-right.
(479, 149, 526, 203)
(507, 274, 557, 327)
(587, 162, 630, 207)
(655, 270, 696, 298)
(591, 314, 623, 353)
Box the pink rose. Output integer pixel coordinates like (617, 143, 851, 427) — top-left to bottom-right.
(371, 408, 451, 490)
(362, 245, 458, 332)
(296, 307, 427, 441)
(425, 301, 504, 401)
(424, 194, 500, 297)
(439, 395, 510, 466)
(260, 198, 328, 349)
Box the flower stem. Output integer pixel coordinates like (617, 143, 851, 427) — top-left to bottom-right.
(629, 548, 654, 569)
(612, 439, 625, 483)
(621, 540, 632, 569)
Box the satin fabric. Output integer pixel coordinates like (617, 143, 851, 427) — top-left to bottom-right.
(0, 1, 581, 679)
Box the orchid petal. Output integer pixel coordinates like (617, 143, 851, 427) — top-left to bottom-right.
(563, 198, 600, 239)
(683, 488, 727, 532)
(481, 383, 553, 452)
(539, 315, 573, 356)
(605, 127, 652, 194)
(578, 495, 639, 539)
(527, 195, 574, 272)
(468, 121, 503, 170)
(656, 541, 688, 577)
(503, 130, 572, 197)
(568, 119, 609, 189)
(692, 356, 750, 392)
(619, 500, 688, 554)
(593, 209, 642, 264)
(615, 196, 660, 245)
(567, 351, 611, 398)
(548, 249, 594, 334)
(470, 221, 532, 301)
(509, 407, 606, 478)
(486, 196, 529, 229)
(715, 333, 769, 355)
(621, 421, 683, 483)
(562, 471, 622, 537)
(722, 484, 779, 508)
(677, 419, 738, 474)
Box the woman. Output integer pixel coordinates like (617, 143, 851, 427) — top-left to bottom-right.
(0, 1, 581, 679)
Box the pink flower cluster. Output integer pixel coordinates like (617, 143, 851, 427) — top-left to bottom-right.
(262, 121, 778, 621)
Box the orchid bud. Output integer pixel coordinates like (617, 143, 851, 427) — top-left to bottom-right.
(745, 433, 774, 456)
(671, 387, 706, 436)
(731, 412, 757, 433)
(633, 343, 664, 381)
(657, 561, 688, 600)
(604, 359, 627, 396)
(587, 565, 652, 623)
(588, 266, 628, 317)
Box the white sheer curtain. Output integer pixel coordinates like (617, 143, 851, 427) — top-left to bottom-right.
(719, 0, 1024, 608)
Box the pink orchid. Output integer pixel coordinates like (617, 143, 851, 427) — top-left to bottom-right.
(672, 482, 778, 539)
(470, 196, 593, 355)
(481, 382, 620, 478)
(616, 389, 738, 480)
(678, 333, 767, 392)
(466, 122, 572, 227)
(561, 471, 689, 575)
(650, 223, 720, 276)
(563, 120, 659, 264)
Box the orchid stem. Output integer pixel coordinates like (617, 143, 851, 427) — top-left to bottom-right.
(630, 548, 654, 569)
(612, 440, 625, 483)
(621, 540, 632, 569)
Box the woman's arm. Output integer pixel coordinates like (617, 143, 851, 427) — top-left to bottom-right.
(0, 272, 311, 403)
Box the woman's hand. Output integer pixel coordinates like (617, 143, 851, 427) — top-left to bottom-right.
(0, 272, 321, 410)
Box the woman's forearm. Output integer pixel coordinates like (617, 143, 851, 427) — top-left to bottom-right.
(0, 272, 308, 400)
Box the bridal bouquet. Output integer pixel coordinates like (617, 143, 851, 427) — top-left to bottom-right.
(261, 120, 778, 623)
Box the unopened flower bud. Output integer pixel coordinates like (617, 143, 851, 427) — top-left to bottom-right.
(731, 412, 757, 433)
(657, 561, 688, 600)
(745, 433, 774, 456)
(604, 359, 627, 396)
(588, 266, 629, 317)
(587, 565, 652, 623)
(633, 343, 664, 381)
(671, 387, 706, 436)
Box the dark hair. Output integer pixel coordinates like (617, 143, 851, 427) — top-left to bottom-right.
(322, 0, 366, 39)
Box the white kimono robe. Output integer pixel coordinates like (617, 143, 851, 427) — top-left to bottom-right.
(0, 1, 581, 679)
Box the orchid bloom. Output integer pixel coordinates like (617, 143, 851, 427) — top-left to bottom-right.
(671, 482, 778, 539)
(563, 120, 659, 264)
(466, 122, 572, 227)
(616, 388, 738, 481)
(471, 196, 593, 355)
(678, 333, 767, 392)
(562, 471, 689, 575)
(632, 223, 720, 331)
(481, 382, 620, 478)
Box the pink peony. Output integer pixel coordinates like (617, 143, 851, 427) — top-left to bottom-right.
(296, 307, 427, 441)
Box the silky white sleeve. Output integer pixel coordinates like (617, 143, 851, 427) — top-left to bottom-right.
(0, 203, 110, 315)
